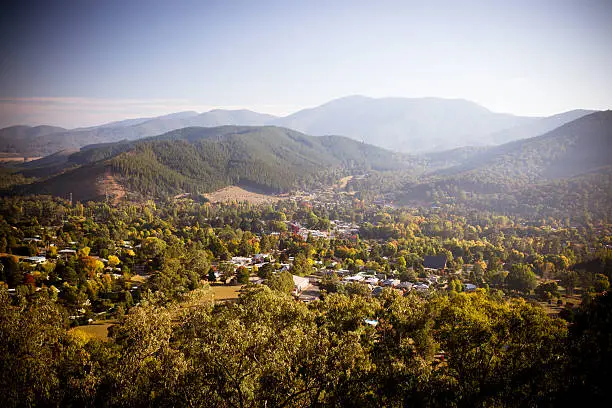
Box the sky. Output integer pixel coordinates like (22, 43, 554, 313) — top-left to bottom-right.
(0, 0, 611, 128)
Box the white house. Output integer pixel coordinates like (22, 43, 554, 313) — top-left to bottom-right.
(292, 275, 310, 294)
(365, 277, 379, 285)
(23, 256, 46, 264)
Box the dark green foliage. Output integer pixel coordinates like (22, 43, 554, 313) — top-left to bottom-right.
(10, 126, 407, 200)
(561, 292, 612, 406)
(506, 263, 538, 294)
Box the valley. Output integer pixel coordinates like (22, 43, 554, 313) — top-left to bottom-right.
(1, 103, 610, 408)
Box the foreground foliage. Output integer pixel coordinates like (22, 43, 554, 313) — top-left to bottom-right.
(2, 286, 609, 407)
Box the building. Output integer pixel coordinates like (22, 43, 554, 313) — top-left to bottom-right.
(23, 256, 46, 264)
(292, 275, 310, 294)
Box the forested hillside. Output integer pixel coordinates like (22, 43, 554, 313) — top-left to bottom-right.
(11, 126, 406, 201)
(356, 111, 612, 222)
(433, 110, 612, 186)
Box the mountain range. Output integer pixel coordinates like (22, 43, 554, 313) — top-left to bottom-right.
(4, 110, 610, 206)
(0, 96, 596, 156)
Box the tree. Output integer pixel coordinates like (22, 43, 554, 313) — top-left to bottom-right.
(562, 292, 612, 406)
(291, 253, 310, 277)
(257, 262, 275, 279)
(593, 273, 610, 293)
(236, 266, 250, 285)
(107, 255, 121, 268)
(429, 292, 567, 407)
(265, 271, 294, 294)
(78, 246, 91, 257)
(399, 268, 417, 282)
(506, 264, 538, 294)
(141, 237, 167, 259)
(81, 256, 105, 278)
(535, 281, 559, 300)
(560, 270, 579, 295)
(0, 289, 68, 406)
(217, 262, 235, 284)
(1, 255, 22, 287)
(397, 256, 407, 271)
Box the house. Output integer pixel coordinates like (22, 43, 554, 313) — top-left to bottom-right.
(231, 257, 252, 266)
(23, 256, 46, 264)
(252, 253, 271, 263)
(293, 275, 310, 294)
(364, 319, 379, 327)
(23, 237, 42, 243)
(382, 279, 400, 287)
(365, 277, 379, 285)
(414, 283, 430, 292)
(423, 255, 447, 271)
(58, 249, 77, 261)
(464, 283, 477, 291)
(371, 286, 384, 297)
(345, 275, 365, 282)
(398, 281, 413, 290)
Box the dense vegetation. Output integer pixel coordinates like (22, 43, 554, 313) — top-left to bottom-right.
(4, 284, 611, 407)
(1, 194, 611, 406)
(349, 111, 612, 222)
(4, 126, 406, 201)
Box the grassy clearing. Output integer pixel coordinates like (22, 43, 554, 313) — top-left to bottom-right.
(536, 293, 582, 316)
(211, 284, 243, 302)
(203, 186, 281, 204)
(70, 320, 117, 342)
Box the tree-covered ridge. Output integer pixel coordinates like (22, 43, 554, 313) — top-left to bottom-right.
(12, 126, 407, 200)
(0, 110, 277, 156)
(433, 110, 612, 186)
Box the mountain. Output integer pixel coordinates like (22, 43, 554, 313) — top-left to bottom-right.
(1, 96, 601, 157)
(0, 125, 67, 155)
(388, 111, 612, 220)
(0, 110, 278, 156)
(272, 95, 538, 152)
(434, 110, 612, 186)
(77, 111, 200, 130)
(489, 109, 596, 144)
(12, 126, 405, 201)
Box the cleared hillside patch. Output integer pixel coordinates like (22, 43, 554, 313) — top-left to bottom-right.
(204, 186, 282, 204)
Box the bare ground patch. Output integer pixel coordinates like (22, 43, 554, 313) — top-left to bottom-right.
(97, 168, 127, 204)
(335, 175, 353, 190)
(204, 186, 282, 204)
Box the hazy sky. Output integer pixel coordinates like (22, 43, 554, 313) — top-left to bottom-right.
(1, 0, 611, 128)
